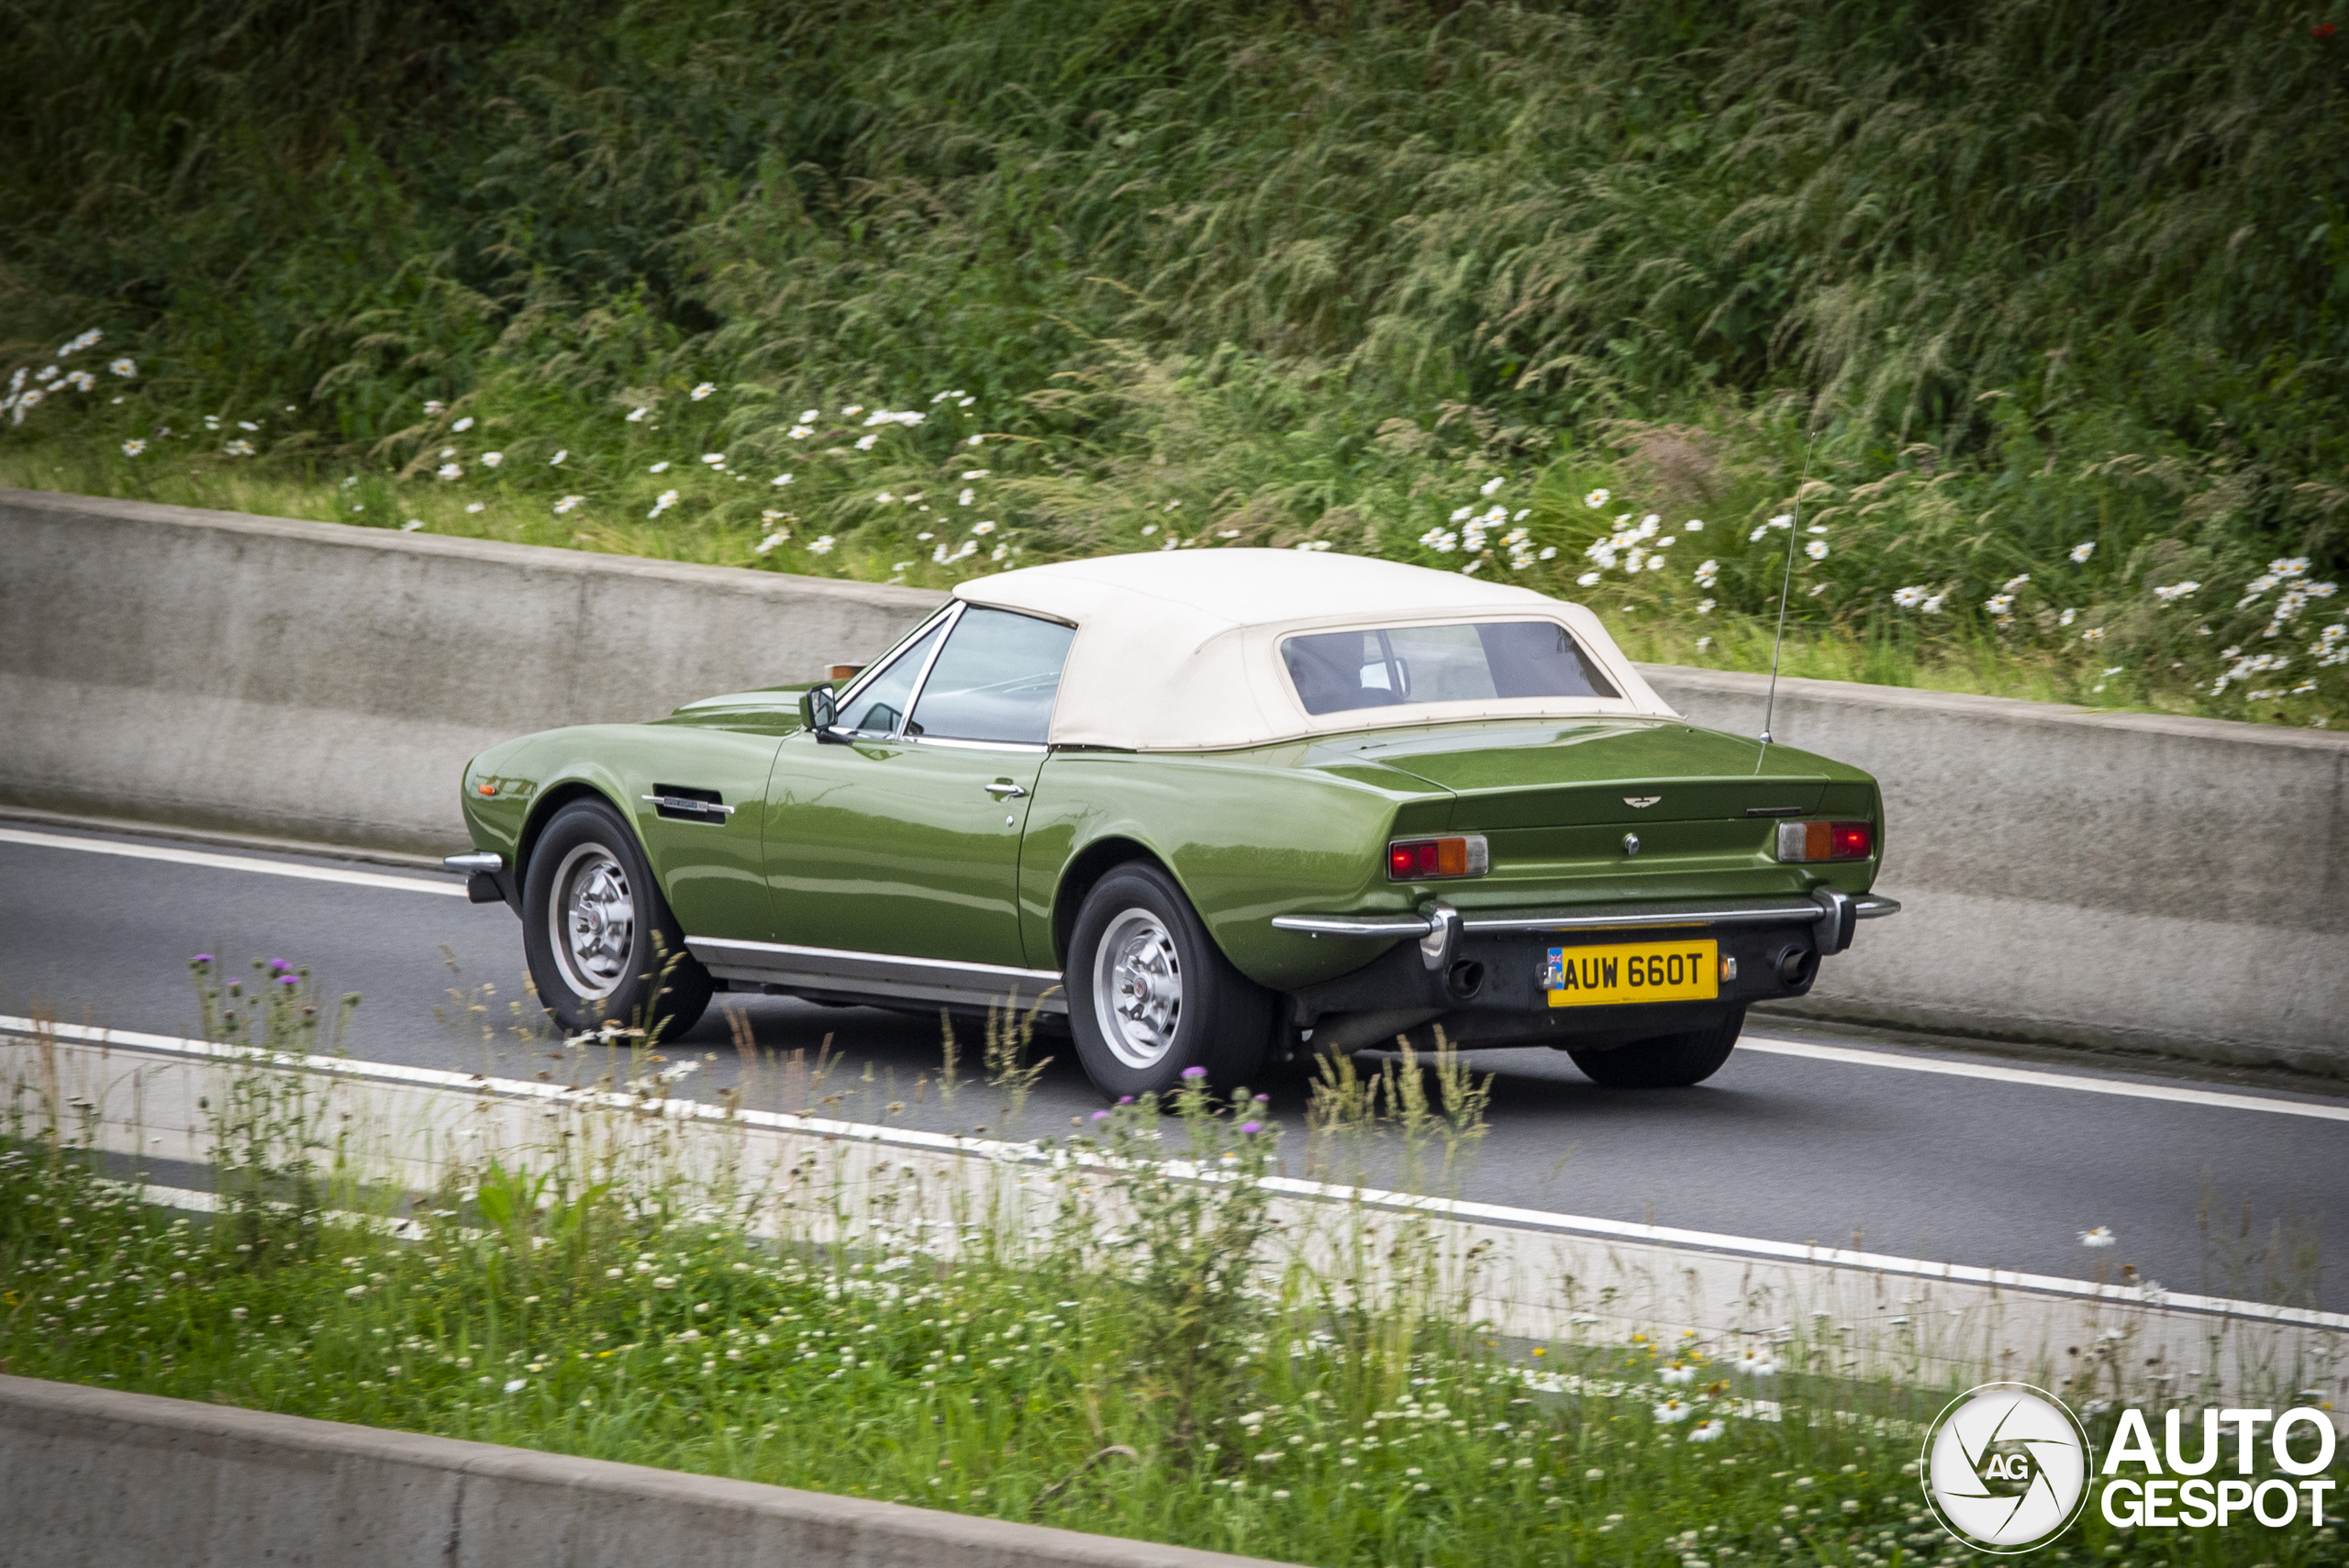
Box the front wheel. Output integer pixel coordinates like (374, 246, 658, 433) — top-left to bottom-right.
(1566, 1008, 1743, 1088)
(1065, 862, 1275, 1099)
(521, 798, 713, 1043)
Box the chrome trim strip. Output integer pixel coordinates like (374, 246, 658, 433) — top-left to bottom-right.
(884, 601, 964, 740)
(683, 936, 1067, 1014)
(641, 795, 736, 817)
(832, 603, 958, 715)
(442, 851, 505, 873)
(1271, 912, 1437, 937)
(914, 737, 1050, 756)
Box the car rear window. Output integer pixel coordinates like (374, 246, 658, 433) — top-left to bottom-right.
(1279, 620, 1619, 716)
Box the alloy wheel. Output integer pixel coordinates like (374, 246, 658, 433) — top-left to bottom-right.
(548, 841, 635, 1000)
(1093, 907, 1183, 1069)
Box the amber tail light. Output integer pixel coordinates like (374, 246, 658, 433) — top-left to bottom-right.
(1776, 820, 1874, 862)
(1387, 835, 1489, 880)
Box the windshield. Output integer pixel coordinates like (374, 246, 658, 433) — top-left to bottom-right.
(1280, 620, 1619, 716)
(838, 619, 945, 735)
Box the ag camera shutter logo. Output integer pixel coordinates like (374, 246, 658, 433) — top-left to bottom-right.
(1920, 1383, 2092, 1553)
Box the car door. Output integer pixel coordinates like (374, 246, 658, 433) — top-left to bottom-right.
(761, 604, 1074, 968)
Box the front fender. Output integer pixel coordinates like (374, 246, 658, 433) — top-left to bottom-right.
(461, 728, 642, 887)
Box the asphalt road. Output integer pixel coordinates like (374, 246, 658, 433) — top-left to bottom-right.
(3, 817, 2341, 1311)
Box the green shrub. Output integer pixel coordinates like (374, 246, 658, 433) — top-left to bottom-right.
(2, 0, 2343, 724)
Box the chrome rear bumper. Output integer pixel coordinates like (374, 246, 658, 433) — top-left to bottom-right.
(1273, 891, 1899, 940)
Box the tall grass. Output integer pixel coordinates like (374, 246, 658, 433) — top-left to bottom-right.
(1, 0, 2343, 724)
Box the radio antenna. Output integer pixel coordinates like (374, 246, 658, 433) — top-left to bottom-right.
(1758, 427, 1820, 750)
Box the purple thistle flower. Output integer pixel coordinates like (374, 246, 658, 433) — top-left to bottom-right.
(1090, 1110, 1110, 1122)
(1181, 1065, 1208, 1080)
(277, 975, 298, 986)
(1240, 1121, 1263, 1135)
(1252, 1093, 1269, 1104)
(1117, 1095, 1134, 1105)
(191, 953, 213, 965)
(269, 959, 292, 973)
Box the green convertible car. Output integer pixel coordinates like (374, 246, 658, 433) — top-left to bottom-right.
(445, 550, 1897, 1097)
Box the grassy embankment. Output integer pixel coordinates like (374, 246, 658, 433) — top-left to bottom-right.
(4, 962, 2344, 1567)
(1, 1, 2344, 725)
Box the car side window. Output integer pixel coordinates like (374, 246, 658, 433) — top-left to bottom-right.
(838, 621, 944, 736)
(906, 606, 1074, 744)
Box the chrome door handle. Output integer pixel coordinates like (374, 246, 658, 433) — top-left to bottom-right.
(984, 781, 1028, 799)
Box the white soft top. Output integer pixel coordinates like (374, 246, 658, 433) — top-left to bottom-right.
(951, 550, 1675, 751)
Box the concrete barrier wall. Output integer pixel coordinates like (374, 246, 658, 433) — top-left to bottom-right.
(0, 489, 938, 854)
(1645, 670, 2349, 1073)
(0, 1373, 1286, 1568)
(4, 487, 2343, 1069)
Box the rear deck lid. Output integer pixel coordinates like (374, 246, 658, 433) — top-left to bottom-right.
(1334, 719, 1829, 828)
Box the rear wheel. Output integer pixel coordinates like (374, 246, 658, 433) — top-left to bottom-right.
(522, 798, 713, 1043)
(1567, 1008, 1743, 1088)
(1066, 862, 1275, 1099)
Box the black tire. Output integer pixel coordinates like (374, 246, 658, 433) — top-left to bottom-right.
(1566, 1008, 1744, 1088)
(521, 798, 713, 1044)
(1065, 862, 1275, 1099)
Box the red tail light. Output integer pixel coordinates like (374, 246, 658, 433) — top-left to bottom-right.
(1387, 835, 1489, 880)
(1776, 820, 1874, 862)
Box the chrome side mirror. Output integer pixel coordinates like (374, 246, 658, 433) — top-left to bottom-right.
(800, 684, 845, 742)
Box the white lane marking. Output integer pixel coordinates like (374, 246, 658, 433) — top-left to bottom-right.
(9, 1015, 2345, 1332)
(0, 827, 466, 896)
(1740, 1033, 2349, 1123)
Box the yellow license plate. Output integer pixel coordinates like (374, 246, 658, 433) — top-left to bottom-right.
(1546, 940, 1720, 1007)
